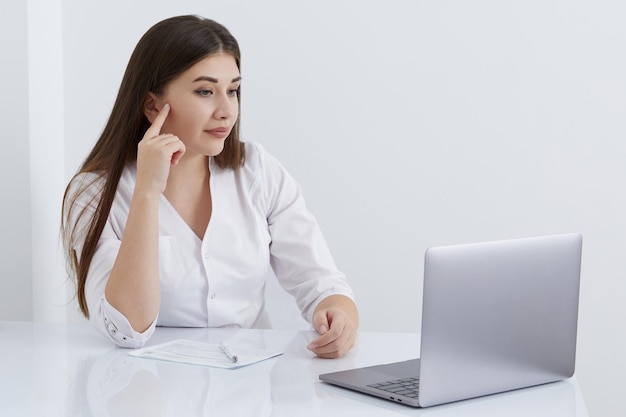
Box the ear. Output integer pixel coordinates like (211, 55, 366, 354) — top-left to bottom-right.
(143, 92, 162, 124)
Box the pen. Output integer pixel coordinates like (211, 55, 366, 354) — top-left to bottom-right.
(220, 342, 239, 363)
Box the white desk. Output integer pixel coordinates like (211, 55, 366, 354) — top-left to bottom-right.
(0, 321, 588, 416)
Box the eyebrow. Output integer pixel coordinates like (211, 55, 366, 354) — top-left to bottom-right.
(193, 76, 242, 83)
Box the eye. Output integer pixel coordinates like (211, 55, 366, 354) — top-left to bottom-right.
(228, 88, 239, 97)
(195, 89, 212, 97)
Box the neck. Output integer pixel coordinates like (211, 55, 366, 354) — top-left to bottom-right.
(166, 155, 210, 190)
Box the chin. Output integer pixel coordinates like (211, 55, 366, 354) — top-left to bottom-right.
(207, 141, 226, 157)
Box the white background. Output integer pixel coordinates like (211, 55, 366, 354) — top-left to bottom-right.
(2, 1, 625, 415)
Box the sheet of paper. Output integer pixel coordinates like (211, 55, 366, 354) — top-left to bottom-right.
(129, 339, 282, 369)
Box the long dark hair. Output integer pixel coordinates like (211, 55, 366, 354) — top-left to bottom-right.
(61, 15, 244, 318)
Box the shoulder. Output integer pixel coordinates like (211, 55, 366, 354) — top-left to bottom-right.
(70, 171, 104, 188)
(229, 141, 297, 208)
(242, 141, 267, 169)
(240, 141, 289, 181)
(66, 171, 106, 206)
(118, 163, 137, 191)
(66, 164, 136, 208)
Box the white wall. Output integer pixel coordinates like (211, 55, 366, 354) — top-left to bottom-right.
(0, 0, 32, 320)
(5, 0, 626, 415)
(28, 0, 68, 323)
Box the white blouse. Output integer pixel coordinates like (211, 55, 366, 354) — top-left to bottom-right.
(69, 142, 354, 348)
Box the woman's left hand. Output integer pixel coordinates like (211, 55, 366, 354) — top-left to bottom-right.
(307, 295, 359, 359)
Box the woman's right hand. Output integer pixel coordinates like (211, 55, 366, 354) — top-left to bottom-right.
(136, 104, 186, 195)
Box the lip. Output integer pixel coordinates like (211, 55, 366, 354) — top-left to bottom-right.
(206, 127, 230, 139)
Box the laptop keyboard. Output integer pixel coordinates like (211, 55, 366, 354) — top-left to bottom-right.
(367, 377, 420, 399)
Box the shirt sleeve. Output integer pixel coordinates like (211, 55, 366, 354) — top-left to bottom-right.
(97, 296, 156, 348)
(66, 173, 156, 348)
(252, 143, 356, 324)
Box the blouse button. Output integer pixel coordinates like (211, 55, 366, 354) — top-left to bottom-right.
(210, 293, 216, 300)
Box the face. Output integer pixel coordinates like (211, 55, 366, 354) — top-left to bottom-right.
(152, 52, 241, 158)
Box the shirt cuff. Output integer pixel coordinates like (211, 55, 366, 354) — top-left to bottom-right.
(97, 296, 157, 348)
(306, 289, 356, 326)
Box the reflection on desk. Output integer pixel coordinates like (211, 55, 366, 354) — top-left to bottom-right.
(0, 321, 589, 416)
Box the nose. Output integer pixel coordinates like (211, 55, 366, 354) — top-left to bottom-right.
(214, 93, 237, 120)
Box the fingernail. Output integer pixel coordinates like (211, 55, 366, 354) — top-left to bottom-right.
(319, 325, 328, 334)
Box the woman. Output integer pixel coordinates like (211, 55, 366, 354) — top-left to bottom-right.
(61, 15, 358, 358)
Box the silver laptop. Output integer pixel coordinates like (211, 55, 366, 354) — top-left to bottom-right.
(319, 233, 582, 408)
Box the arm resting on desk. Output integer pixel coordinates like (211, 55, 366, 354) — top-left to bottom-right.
(308, 294, 359, 359)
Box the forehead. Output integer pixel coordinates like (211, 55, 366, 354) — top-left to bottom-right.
(179, 52, 240, 82)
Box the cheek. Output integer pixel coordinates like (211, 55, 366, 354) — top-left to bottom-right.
(163, 107, 196, 134)
(160, 113, 182, 135)
(173, 102, 207, 123)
